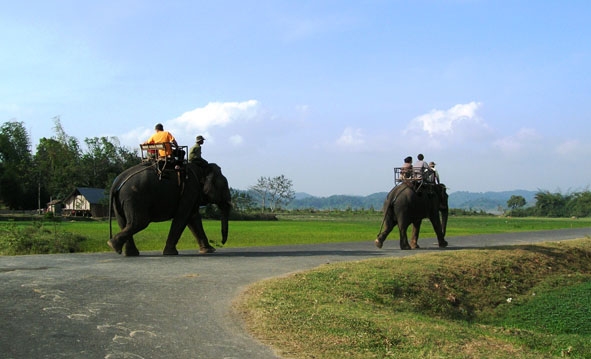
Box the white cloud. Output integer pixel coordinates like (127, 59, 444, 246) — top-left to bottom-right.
(336, 127, 365, 148)
(121, 100, 262, 148)
(493, 128, 541, 153)
(406, 101, 484, 137)
(555, 139, 580, 155)
(170, 100, 261, 132)
(400, 101, 491, 151)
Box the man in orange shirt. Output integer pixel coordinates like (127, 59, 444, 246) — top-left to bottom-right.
(145, 123, 178, 158)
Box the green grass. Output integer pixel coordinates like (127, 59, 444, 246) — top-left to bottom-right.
(1, 213, 590, 254)
(491, 278, 591, 335)
(236, 238, 591, 358)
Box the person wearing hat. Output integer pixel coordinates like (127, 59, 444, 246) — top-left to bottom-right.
(429, 161, 440, 184)
(189, 135, 208, 166)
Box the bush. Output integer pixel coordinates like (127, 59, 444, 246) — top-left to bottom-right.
(0, 221, 86, 255)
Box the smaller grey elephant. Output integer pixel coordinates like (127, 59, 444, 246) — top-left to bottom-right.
(375, 182, 448, 250)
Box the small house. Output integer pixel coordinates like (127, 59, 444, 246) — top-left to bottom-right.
(62, 187, 108, 217)
(46, 199, 63, 215)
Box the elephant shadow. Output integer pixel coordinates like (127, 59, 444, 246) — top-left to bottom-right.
(135, 249, 385, 258)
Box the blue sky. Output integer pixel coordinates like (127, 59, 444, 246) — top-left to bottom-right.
(2, 1, 590, 196)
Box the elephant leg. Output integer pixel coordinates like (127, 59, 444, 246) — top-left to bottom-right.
(124, 238, 140, 257)
(375, 208, 397, 249)
(108, 222, 147, 255)
(410, 221, 422, 249)
(187, 215, 216, 254)
(108, 215, 128, 254)
(163, 216, 189, 255)
(430, 216, 448, 248)
(398, 221, 412, 250)
(108, 204, 149, 255)
(107, 234, 126, 255)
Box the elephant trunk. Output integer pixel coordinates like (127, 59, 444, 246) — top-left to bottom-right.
(440, 207, 448, 237)
(220, 201, 231, 244)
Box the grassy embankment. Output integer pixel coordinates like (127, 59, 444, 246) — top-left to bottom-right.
(0, 213, 590, 254)
(237, 238, 591, 358)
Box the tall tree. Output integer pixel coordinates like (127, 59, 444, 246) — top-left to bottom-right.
(566, 191, 591, 218)
(507, 195, 526, 210)
(268, 175, 295, 212)
(249, 175, 295, 212)
(34, 117, 82, 200)
(0, 121, 36, 209)
(80, 136, 139, 189)
(250, 176, 270, 212)
(534, 191, 569, 217)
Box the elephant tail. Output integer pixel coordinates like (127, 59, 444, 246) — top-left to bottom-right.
(377, 192, 396, 236)
(377, 184, 409, 236)
(109, 185, 116, 240)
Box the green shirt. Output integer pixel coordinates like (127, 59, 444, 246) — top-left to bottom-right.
(188, 143, 202, 162)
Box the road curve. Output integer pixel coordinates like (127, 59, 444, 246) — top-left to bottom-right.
(1, 228, 590, 359)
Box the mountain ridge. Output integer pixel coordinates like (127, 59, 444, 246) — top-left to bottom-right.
(288, 190, 537, 212)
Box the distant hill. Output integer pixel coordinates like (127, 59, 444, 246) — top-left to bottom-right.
(287, 190, 538, 212)
(448, 190, 537, 213)
(287, 192, 386, 211)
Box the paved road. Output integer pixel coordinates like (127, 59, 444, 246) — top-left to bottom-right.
(1, 228, 590, 359)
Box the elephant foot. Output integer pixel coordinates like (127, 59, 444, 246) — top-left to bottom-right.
(438, 240, 448, 248)
(374, 239, 383, 249)
(163, 247, 179, 255)
(125, 248, 140, 257)
(199, 246, 216, 254)
(107, 239, 122, 254)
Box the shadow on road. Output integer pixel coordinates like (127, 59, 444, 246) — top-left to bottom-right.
(135, 249, 389, 258)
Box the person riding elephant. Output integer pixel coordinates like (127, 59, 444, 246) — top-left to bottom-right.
(108, 161, 231, 256)
(145, 123, 178, 158)
(189, 135, 208, 168)
(375, 181, 448, 250)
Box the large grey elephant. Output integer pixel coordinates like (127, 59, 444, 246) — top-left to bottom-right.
(375, 182, 448, 250)
(108, 162, 232, 256)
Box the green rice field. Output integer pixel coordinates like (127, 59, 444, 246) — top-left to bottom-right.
(1, 212, 590, 254)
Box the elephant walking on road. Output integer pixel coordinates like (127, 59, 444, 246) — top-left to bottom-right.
(375, 182, 448, 250)
(108, 162, 232, 256)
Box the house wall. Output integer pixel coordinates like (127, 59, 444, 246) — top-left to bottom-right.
(63, 195, 91, 211)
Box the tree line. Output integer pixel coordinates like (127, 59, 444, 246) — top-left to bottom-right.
(0, 118, 297, 213)
(507, 192, 591, 218)
(0, 118, 140, 210)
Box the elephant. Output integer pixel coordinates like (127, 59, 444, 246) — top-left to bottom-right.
(375, 182, 448, 250)
(107, 161, 232, 256)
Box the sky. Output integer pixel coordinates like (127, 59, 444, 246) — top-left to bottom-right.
(2, 1, 590, 197)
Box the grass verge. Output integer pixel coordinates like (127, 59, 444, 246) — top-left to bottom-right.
(235, 238, 591, 358)
(1, 214, 590, 254)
